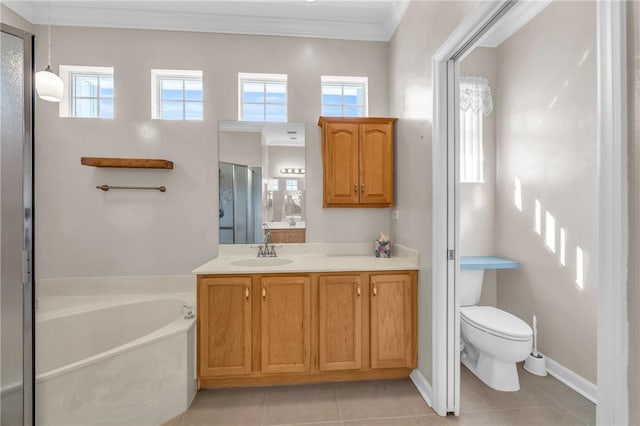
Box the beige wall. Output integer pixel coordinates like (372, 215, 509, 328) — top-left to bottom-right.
(219, 131, 262, 167)
(459, 47, 498, 307)
(494, 1, 598, 382)
(34, 26, 390, 278)
(628, 2, 640, 424)
(389, 0, 476, 383)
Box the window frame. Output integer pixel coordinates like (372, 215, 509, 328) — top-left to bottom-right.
(59, 65, 114, 119)
(238, 72, 288, 122)
(285, 179, 298, 191)
(459, 106, 485, 184)
(151, 69, 203, 121)
(321, 75, 368, 117)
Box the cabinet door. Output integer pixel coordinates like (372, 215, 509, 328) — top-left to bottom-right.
(370, 273, 413, 369)
(318, 275, 362, 371)
(359, 123, 393, 206)
(322, 122, 360, 206)
(261, 276, 311, 373)
(198, 277, 252, 377)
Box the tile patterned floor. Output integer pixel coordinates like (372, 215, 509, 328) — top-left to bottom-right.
(163, 364, 595, 426)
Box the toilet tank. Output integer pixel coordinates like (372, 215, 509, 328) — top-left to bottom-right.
(459, 269, 485, 306)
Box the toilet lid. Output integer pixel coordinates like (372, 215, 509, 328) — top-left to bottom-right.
(460, 306, 532, 341)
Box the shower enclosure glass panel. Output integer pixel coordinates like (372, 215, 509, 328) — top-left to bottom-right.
(1, 26, 34, 426)
(219, 163, 262, 244)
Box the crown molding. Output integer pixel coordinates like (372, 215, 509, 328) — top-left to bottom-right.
(3, 1, 409, 42)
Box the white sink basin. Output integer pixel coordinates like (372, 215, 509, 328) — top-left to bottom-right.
(230, 258, 294, 267)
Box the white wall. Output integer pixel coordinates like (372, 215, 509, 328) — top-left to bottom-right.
(34, 26, 390, 278)
(219, 132, 261, 168)
(268, 146, 305, 181)
(459, 47, 498, 307)
(389, 0, 476, 383)
(494, 0, 598, 382)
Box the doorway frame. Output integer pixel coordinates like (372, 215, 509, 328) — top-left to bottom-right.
(431, 1, 628, 424)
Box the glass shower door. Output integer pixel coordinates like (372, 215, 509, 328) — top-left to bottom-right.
(1, 26, 34, 426)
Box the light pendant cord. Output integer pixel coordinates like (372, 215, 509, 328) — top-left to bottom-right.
(47, 2, 52, 66)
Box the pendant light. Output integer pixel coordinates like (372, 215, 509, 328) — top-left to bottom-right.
(35, 2, 63, 102)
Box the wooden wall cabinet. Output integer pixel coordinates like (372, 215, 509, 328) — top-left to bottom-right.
(197, 270, 416, 388)
(318, 117, 397, 208)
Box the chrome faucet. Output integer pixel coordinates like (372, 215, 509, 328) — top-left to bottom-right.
(182, 304, 195, 319)
(258, 223, 277, 257)
(288, 216, 297, 227)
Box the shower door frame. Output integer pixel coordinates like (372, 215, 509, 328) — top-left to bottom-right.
(1, 23, 35, 425)
(431, 1, 629, 424)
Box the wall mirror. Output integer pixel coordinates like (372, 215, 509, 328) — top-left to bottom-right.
(218, 120, 306, 244)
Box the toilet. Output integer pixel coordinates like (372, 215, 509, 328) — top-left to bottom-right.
(460, 269, 533, 392)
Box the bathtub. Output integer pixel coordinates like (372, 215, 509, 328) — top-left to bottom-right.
(36, 295, 196, 426)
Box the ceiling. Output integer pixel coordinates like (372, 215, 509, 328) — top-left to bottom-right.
(4, 0, 410, 42)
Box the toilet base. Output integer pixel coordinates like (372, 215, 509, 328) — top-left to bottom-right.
(461, 352, 521, 392)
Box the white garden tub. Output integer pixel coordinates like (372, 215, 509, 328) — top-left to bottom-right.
(36, 294, 196, 426)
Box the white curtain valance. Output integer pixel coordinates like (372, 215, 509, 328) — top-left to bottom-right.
(460, 76, 493, 115)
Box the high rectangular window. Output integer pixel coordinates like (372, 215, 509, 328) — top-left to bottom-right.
(285, 179, 298, 191)
(152, 69, 203, 120)
(321, 76, 367, 117)
(59, 65, 114, 118)
(238, 73, 287, 122)
(459, 76, 492, 183)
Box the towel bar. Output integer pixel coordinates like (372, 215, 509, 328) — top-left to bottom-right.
(96, 185, 166, 192)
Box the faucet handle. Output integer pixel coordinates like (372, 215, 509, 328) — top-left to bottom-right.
(182, 304, 195, 319)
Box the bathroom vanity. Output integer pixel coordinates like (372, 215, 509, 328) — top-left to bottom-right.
(193, 244, 418, 388)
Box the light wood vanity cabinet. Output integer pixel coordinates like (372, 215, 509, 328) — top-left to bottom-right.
(197, 270, 416, 388)
(269, 229, 306, 243)
(318, 274, 363, 371)
(197, 277, 252, 377)
(260, 276, 311, 373)
(370, 273, 414, 369)
(318, 117, 397, 208)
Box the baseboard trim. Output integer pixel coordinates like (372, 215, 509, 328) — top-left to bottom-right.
(410, 369, 433, 408)
(541, 353, 597, 404)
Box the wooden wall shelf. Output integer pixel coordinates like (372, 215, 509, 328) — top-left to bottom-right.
(81, 157, 174, 169)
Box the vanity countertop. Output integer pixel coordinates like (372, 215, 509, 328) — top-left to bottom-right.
(193, 242, 419, 275)
(460, 256, 519, 270)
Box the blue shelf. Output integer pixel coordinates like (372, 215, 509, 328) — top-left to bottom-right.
(460, 256, 520, 270)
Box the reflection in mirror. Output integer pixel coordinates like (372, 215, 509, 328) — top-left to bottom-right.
(219, 121, 305, 244)
(219, 162, 261, 244)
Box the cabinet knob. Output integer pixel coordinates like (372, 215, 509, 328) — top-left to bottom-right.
(361, 183, 365, 193)
(245, 286, 250, 300)
(354, 184, 358, 194)
(356, 285, 361, 298)
(262, 284, 267, 301)
(372, 283, 377, 297)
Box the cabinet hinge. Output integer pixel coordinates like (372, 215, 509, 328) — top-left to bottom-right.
(21, 250, 30, 284)
(447, 249, 455, 261)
